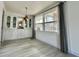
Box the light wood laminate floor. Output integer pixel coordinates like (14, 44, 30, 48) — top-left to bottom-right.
(0, 39, 75, 57)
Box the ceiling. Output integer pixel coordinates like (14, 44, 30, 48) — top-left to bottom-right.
(4, 1, 55, 15)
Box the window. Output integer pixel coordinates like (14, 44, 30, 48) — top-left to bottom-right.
(25, 19, 27, 27)
(45, 15, 54, 22)
(29, 19, 31, 27)
(44, 14, 56, 32)
(35, 16, 43, 23)
(45, 23, 54, 32)
(35, 24, 43, 31)
(7, 16, 11, 28)
(13, 17, 16, 28)
(35, 15, 43, 31)
(35, 7, 59, 32)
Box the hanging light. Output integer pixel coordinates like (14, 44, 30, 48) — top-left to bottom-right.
(23, 7, 29, 21)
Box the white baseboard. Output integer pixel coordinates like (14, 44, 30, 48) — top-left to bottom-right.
(68, 49, 79, 56)
(0, 37, 32, 41)
(36, 38, 60, 50)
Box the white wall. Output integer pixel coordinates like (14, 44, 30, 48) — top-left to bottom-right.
(64, 2, 79, 56)
(36, 31, 60, 48)
(0, 2, 5, 41)
(4, 11, 32, 40)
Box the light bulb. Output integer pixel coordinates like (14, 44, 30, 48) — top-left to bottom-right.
(19, 24, 22, 26)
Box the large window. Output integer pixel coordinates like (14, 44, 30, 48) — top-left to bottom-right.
(44, 12, 56, 32)
(13, 17, 16, 28)
(7, 16, 11, 28)
(35, 7, 59, 32)
(35, 15, 43, 31)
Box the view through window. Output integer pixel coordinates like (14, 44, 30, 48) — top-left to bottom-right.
(35, 7, 59, 32)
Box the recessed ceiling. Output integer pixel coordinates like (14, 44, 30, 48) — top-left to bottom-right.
(4, 1, 55, 15)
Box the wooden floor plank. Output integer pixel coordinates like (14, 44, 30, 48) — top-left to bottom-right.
(0, 39, 75, 57)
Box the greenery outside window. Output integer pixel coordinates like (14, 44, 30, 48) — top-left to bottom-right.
(7, 16, 11, 28)
(29, 19, 31, 27)
(13, 17, 16, 28)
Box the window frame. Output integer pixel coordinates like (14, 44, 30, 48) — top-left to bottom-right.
(7, 16, 11, 28)
(13, 17, 16, 28)
(35, 14, 44, 31)
(29, 19, 31, 27)
(35, 7, 58, 32)
(44, 14, 56, 32)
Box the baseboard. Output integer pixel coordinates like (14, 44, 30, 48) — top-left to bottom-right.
(36, 38, 78, 57)
(15, 37, 32, 40)
(36, 38, 60, 50)
(68, 49, 79, 57)
(1, 37, 32, 41)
